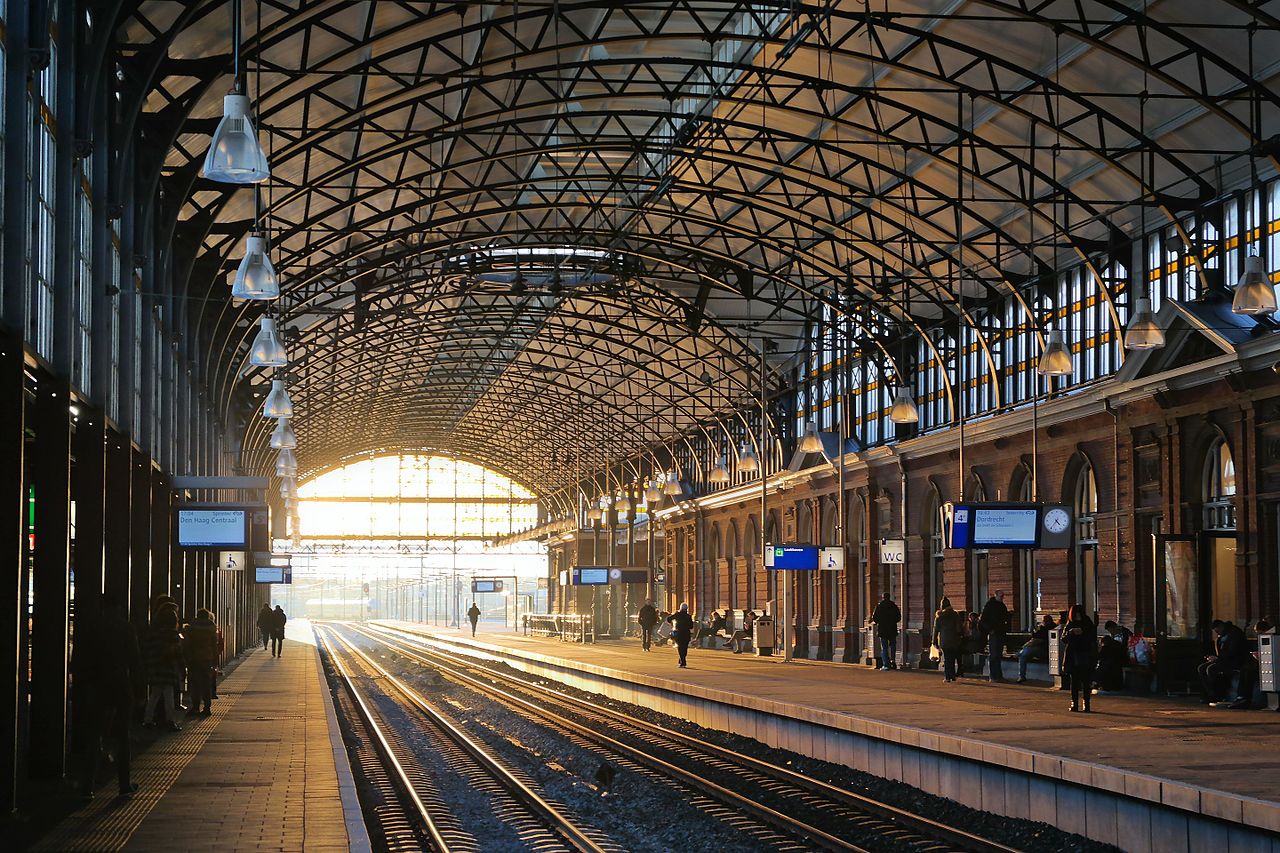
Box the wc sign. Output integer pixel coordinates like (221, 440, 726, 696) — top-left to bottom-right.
(879, 538, 906, 564)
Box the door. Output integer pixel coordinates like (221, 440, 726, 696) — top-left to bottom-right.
(1154, 534, 1198, 641)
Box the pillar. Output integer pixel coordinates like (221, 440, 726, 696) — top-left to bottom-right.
(129, 448, 151, 621)
(0, 331, 26, 810)
(149, 470, 170, 603)
(103, 433, 131, 619)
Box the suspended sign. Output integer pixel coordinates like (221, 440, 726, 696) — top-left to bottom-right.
(472, 579, 504, 593)
(819, 546, 845, 571)
(879, 539, 906, 564)
(765, 544, 819, 570)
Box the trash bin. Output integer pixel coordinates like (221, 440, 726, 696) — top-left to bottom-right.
(753, 616, 775, 656)
(1048, 628, 1069, 690)
(1260, 634, 1280, 710)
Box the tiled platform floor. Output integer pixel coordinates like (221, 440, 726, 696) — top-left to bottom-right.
(391, 622, 1280, 811)
(34, 626, 367, 853)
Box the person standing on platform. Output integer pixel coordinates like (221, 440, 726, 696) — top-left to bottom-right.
(871, 592, 901, 670)
(1062, 604, 1098, 712)
(183, 608, 218, 717)
(932, 598, 964, 682)
(637, 599, 658, 651)
(979, 590, 1011, 682)
(143, 602, 183, 731)
(257, 603, 274, 651)
(270, 605, 287, 657)
(75, 593, 141, 801)
(467, 602, 481, 636)
(667, 603, 694, 668)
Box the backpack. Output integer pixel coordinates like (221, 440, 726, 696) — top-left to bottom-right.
(1128, 633, 1153, 667)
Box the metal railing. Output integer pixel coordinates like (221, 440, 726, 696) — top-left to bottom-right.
(522, 613, 594, 644)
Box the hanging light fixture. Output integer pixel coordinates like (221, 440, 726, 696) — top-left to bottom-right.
(232, 234, 280, 300)
(275, 448, 297, 477)
(203, 93, 271, 184)
(663, 470, 683, 496)
(737, 441, 759, 472)
(249, 316, 288, 366)
(798, 421, 824, 454)
(1036, 328, 1074, 376)
(615, 492, 633, 512)
(1232, 255, 1277, 315)
(889, 385, 920, 424)
(708, 455, 730, 484)
(1123, 297, 1166, 350)
(279, 477, 296, 498)
(586, 502, 603, 521)
(644, 479, 663, 504)
(263, 379, 294, 417)
(270, 417, 297, 449)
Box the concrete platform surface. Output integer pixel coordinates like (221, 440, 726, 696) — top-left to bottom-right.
(387, 622, 1280, 834)
(34, 623, 368, 853)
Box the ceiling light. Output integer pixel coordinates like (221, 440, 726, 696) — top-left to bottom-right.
(1232, 254, 1277, 315)
(270, 418, 297, 449)
(232, 234, 280, 300)
(249, 316, 288, 366)
(708, 455, 730, 484)
(663, 471, 683, 496)
(799, 421, 824, 454)
(275, 448, 297, 477)
(615, 493, 633, 512)
(644, 480, 663, 503)
(586, 504, 602, 521)
(263, 379, 294, 418)
(889, 386, 920, 424)
(1123, 297, 1165, 350)
(737, 442, 758, 472)
(1036, 328, 1074, 376)
(202, 94, 270, 184)
(279, 477, 296, 498)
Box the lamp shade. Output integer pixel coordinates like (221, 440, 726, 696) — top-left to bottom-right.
(889, 386, 920, 424)
(202, 94, 270, 184)
(799, 421, 824, 453)
(663, 471, 684, 496)
(1036, 328, 1074, 376)
(270, 418, 297, 449)
(263, 379, 294, 418)
(737, 441, 759, 472)
(708, 455, 730, 484)
(232, 234, 280, 301)
(586, 504, 603, 521)
(275, 449, 297, 477)
(1123, 297, 1165, 350)
(249, 316, 288, 366)
(279, 477, 296, 498)
(1232, 254, 1277, 315)
(615, 493, 633, 512)
(644, 480, 663, 503)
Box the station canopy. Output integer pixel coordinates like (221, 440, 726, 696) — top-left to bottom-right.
(127, 1, 1279, 494)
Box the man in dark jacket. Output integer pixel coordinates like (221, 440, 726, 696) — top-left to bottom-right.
(270, 605, 287, 657)
(870, 592, 902, 670)
(666, 603, 695, 668)
(978, 590, 1011, 682)
(257, 603, 273, 651)
(1200, 620, 1248, 704)
(466, 602, 481, 637)
(637, 600, 658, 651)
(184, 609, 218, 716)
(75, 593, 141, 800)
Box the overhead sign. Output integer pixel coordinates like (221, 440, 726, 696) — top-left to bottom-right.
(879, 539, 906, 564)
(765, 544, 819, 570)
(472, 579, 504, 593)
(177, 508, 247, 548)
(618, 569, 650, 584)
(819, 546, 845, 571)
(255, 565, 292, 584)
(572, 567, 610, 585)
(944, 502, 1066, 549)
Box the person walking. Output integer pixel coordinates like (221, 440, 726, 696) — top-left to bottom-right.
(183, 608, 218, 717)
(143, 603, 183, 731)
(1061, 603, 1098, 712)
(270, 605, 287, 657)
(979, 590, 1011, 682)
(666, 603, 695, 668)
(932, 598, 965, 682)
(637, 599, 658, 651)
(257, 603, 273, 651)
(870, 592, 902, 670)
(75, 593, 141, 801)
(466, 602, 481, 637)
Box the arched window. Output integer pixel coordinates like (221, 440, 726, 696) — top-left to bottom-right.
(1203, 438, 1236, 531)
(1074, 462, 1099, 617)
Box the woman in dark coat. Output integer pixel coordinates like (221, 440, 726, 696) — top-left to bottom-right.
(932, 598, 965, 682)
(666, 603, 695, 668)
(1062, 604, 1099, 712)
(143, 603, 183, 731)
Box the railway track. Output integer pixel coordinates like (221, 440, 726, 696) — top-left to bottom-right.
(348, 622, 1026, 853)
(315, 624, 611, 853)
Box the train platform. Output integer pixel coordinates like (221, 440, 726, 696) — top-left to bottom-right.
(31, 622, 369, 853)
(384, 621, 1280, 852)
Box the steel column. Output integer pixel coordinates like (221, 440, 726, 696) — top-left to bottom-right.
(129, 449, 151, 620)
(0, 331, 27, 811)
(103, 433, 132, 618)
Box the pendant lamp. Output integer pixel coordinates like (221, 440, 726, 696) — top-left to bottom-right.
(615, 493, 633, 512)
(1232, 255, 1277, 315)
(644, 479, 663, 504)
(799, 421, 824, 454)
(275, 448, 297, 477)
(1036, 328, 1074, 376)
(1123, 297, 1165, 350)
(279, 477, 296, 498)
(889, 386, 920, 424)
(270, 418, 297, 449)
(232, 234, 280, 300)
(203, 94, 270, 184)
(249, 316, 288, 366)
(708, 455, 730, 484)
(663, 471, 683, 496)
(586, 504, 603, 522)
(737, 442, 758, 472)
(263, 379, 294, 418)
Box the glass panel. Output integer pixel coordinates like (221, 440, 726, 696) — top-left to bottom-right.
(1210, 537, 1240, 627)
(1164, 540, 1198, 639)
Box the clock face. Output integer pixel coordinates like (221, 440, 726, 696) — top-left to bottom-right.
(1043, 507, 1070, 534)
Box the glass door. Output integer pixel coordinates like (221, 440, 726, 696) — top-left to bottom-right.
(1154, 534, 1198, 640)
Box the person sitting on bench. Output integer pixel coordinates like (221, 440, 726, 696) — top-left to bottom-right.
(1199, 620, 1248, 705)
(1016, 613, 1055, 683)
(729, 610, 757, 654)
(1094, 634, 1128, 693)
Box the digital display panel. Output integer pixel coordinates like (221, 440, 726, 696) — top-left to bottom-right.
(971, 508, 1039, 547)
(177, 509, 248, 548)
(472, 579, 503, 593)
(574, 568, 610, 585)
(255, 566, 285, 584)
(768, 545, 819, 570)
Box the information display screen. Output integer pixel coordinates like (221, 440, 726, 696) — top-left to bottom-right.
(767, 545, 819, 570)
(255, 566, 286, 584)
(971, 507, 1039, 547)
(472, 579, 503, 593)
(573, 568, 610, 585)
(177, 509, 248, 548)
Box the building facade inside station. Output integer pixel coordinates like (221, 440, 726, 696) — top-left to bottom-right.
(2, 0, 1280, 835)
